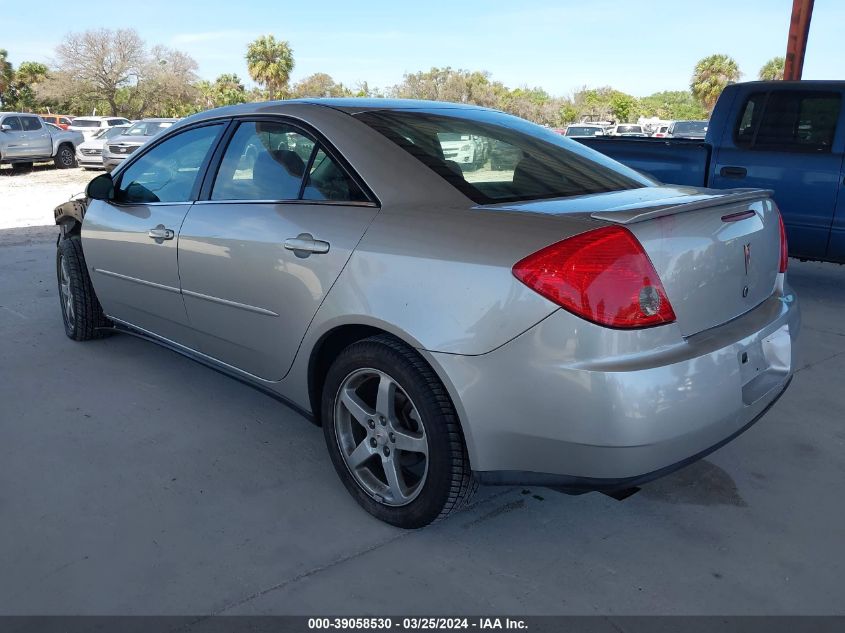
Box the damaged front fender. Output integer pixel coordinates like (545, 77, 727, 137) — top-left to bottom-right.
(54, 197, 89, 236)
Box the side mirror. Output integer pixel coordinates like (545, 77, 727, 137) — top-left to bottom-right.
(86, 173, 115, 201)
(0, 124, 11, 132)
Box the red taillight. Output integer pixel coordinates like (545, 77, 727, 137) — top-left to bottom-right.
(513, 225, 676, 329)
(778, 211, 788, 273)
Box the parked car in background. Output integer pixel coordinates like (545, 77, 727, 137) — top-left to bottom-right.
(605, 124, 647, 137)
(667, 120, 708, 139)
(0, 111, 80, 170)
(576, 80, 845, 263)
(102, 118, 178, 171)
(437, 131, 486, 170)
(39, 114, 74, 130)
(75, 124, 130, 170)
(45, 122, 84, 148)
(68, 116, 132, 140)
(652, 124, 670, 138)
(564, 124, 605, 138)
(54, 99, 797, 528)
(489, 138, 523, 170)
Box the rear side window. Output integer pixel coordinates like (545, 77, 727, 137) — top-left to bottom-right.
(115, 124, 224, 204)
(212, 120, 368, 203)
(735, 91, 841, 152)
(356, 110, 646, 204)
(21, 116, 42, 131)
(302, 148, 368, 202)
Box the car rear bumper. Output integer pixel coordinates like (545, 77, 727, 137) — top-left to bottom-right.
(429, 282, 800, 484)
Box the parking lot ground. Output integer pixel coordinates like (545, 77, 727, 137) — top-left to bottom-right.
(1, 226, 844, 615)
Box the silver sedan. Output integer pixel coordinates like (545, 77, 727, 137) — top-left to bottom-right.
(53, 99, 800, 528)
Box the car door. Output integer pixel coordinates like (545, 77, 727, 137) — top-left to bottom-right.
(81, 121, 227, 345)
(177, 118, 379, 381)
(710, 88, 844, 260)
(0, 116, 27, 158)
(20, 115, 52, 157)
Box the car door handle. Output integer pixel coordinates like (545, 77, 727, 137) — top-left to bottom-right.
(284, 234, 330, 257)
(148, 227, 175, 240)
(720, 166, 747, 179)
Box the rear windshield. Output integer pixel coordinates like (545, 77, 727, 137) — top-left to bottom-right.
(355, 110, 647, 204)
(672, 121, 707, 136)
(616, 125, 643, 133)
(72, 119, 102, 128)
(565, 126, 602, 136)
(124, 121, 174, 136)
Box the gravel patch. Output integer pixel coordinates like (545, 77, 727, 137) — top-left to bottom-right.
(0, 165, 94, 230)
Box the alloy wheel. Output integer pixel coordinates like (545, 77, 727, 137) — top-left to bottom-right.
(334, 368, 428, 506)
(59, 254, 75, 329)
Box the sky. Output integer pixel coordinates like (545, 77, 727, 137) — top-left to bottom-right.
(2, 0, 843, 97)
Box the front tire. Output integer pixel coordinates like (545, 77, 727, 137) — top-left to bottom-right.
(322, 335, 476, 528)
(57, 236, 111, 340)
(54, 144, 77, 169)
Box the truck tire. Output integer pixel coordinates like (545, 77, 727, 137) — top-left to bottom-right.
(57, 236, 111, 340)
(54, 144, 77, 169)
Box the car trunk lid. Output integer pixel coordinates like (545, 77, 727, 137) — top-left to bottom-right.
(593, 189, 780, 336)
(485, 187, 781, 337)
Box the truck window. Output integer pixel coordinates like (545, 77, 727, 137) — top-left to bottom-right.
(21, 116, 43, 131)
(735, 91, 841, 152)
(2, 116, 23, 131)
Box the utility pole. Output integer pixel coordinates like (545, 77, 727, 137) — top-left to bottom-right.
(783, 0, 814, 80)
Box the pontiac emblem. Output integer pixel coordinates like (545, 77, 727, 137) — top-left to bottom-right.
(743, 243, 751, 275)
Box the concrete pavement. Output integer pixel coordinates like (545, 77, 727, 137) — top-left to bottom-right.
(1, 226, 843, 615)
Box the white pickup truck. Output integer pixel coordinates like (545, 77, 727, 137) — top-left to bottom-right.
(0, 112, 82, 171)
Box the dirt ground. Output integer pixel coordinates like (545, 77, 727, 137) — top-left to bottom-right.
(0, 164, 94, 230)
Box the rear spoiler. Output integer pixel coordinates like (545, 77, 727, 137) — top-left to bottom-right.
(590, 188, 773, 225)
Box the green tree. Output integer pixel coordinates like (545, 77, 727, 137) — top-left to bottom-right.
(639, 90, 708, 120)
(291, 72, 351, 98)
(691, 54, 741, 112)
(609, 91, 640, 122)
(196, 73, 248, 110)
(7, 61, 48, 111)
(246, 35, 294, 99)
(759, 56, 785, 81)
(0, 49, 14, 107)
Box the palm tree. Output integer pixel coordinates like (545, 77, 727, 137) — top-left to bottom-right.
(690, 54, 741, 112)
(0, 49, 14, 106)
(759, 56, 785, 81)
(246, 35, 294, 100)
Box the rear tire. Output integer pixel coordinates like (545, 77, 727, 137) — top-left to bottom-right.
(322, 335, 476, 528)
(57, 236, 111, 340)
(54, 144, 77, 169)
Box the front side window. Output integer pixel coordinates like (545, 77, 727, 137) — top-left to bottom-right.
(21, 116, 43, 131)
(735, 91, 841, 151)
(356, 109, 647, 204)
(115, 124, 223, 204)
(2, 116, 22, 131)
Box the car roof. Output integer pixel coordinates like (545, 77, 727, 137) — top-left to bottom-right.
(136, 117, 180, 122)
(179, 98, 493, 125)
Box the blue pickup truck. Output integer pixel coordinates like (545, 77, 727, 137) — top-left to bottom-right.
(577, 81, 845, 263)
